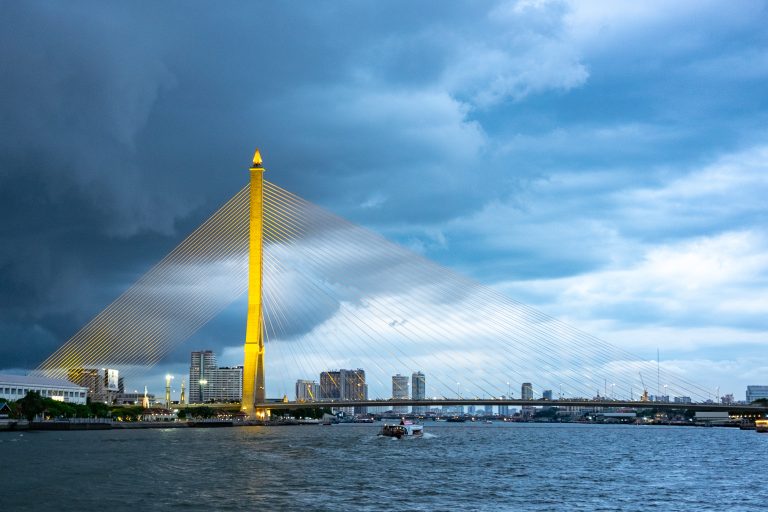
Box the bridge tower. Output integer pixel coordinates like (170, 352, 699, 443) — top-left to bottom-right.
(242, 149, 267, 419)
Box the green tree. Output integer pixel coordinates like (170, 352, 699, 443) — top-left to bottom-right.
(111, 406, 144, 421)
(191, 406, 216, 419)
(88, 402, 111, 418)
(17, 391, 45, 421)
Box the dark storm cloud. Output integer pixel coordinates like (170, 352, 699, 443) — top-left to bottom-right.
(0, 0, 559, 369)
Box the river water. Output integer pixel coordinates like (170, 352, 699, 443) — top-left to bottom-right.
(1, 422, 765, 511)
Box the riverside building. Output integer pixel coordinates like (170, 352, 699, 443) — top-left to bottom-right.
(0, 374, 88, 404)
(411, 371, 426, 414)
(392, 374, 409, 414)
(747, 385, 768, 403)
(188, 350, 243, 403)
(319, 369, 367, 414)
(296, 379, 319, 402)
(67, 368, 121, 403)
(521, 382, 533, 401)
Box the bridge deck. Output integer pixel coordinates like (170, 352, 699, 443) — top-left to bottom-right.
(240, 399, 767, 413)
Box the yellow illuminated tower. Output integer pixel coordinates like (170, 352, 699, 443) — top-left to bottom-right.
(242, 149, 267, 418)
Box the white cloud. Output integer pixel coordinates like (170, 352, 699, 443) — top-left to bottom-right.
(440, 0, 589, 107)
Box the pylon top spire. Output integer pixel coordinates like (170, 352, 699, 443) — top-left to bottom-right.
(251, 148, 263, 169)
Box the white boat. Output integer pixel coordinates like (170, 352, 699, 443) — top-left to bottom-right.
(379, 420, 423, 439)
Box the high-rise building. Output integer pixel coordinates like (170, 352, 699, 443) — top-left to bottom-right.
(484, 404, 493, 415)
(499, 396, 509, 416)
(411, 371, 426, 414)
(296, 379, 319, 402)
(542, 389, 553, 400)
(205, 366, 243, 402)
(320, 371, 341, 400)
(392, 374, 409, 414)
(521, 382, 533, 401)
(67, 368, 119, 403)
(319, 369, 367, 413)
(747, 385, 768, 403)
(188, 351, 243, 403)
(343, 369, 367, 414)
(189, 350, 217, 403)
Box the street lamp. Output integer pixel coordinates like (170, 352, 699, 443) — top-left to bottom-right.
(457, 382, 461, 399)
(664, 384, 668, 402)
(165, 374, 174, 408)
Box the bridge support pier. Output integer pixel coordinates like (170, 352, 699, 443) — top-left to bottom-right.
(242, 149, 267, 419)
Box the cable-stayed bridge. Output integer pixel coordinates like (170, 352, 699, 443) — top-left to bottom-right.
(34, 151, 768, 416)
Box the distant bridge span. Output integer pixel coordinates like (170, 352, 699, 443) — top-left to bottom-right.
(255, 399, 768, 414)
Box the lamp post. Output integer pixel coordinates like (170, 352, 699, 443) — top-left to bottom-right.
(199, 379, 208, 403)
(165, 374, 174, 409)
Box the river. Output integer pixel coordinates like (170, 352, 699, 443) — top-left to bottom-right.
(1, 422, 765, 511)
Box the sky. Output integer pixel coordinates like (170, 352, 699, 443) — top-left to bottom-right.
(1, 1, 768, 399)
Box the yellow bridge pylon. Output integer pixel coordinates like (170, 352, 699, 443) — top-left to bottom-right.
(242, 149, 267, 419)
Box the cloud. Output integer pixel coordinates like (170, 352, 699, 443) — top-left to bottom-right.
(1, 2, 767, 401)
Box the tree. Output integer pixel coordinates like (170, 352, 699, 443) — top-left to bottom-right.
(190, 406, 216, 419)
(88, 402, 111, 418)
(17, 391, 45, 421)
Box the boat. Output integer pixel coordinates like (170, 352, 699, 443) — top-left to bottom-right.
(446, 416, 466, 423)
(484, 420, 493, 424)
(756, 419, 768, 433)
(379, 420, 423, 439)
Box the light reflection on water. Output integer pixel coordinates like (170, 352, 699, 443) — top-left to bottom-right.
(1, 423, 765, 511)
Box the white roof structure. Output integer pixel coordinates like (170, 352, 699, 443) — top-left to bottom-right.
(0, 374, 85, 389)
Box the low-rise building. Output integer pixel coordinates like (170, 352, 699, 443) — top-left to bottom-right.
(0, 374, 88, 404)
(115, 391, 157, 405)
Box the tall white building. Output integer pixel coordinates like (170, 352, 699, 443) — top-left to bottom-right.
(188, 351, 243, 403)
(189, 350, 217, 403)
(392, 374, 409, 414)
(205, 366, 243, 402)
